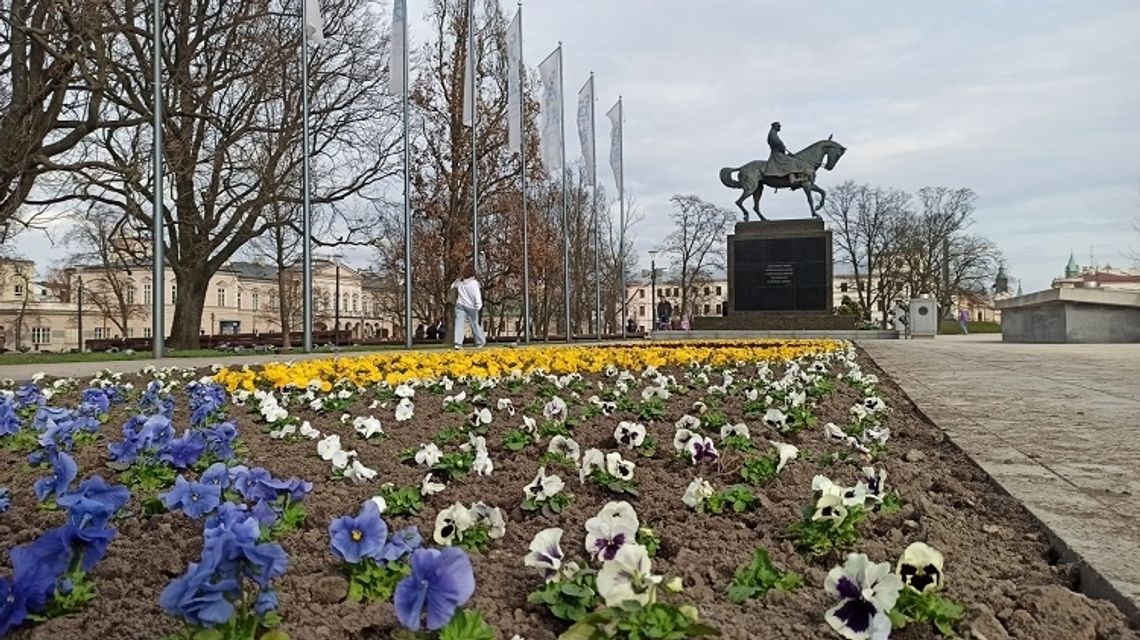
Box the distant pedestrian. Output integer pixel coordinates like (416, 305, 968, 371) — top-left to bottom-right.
(958, 308, 970, 335)
(626, 317, 637, 334)
(656, 299, 672, 330)
(436, 319, 446, 340)
(450, 265, 487, 350)
(415, 323, 426, 340)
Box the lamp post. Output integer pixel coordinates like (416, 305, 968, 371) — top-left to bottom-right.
(76, 275, 84, 353)
(648, 250, 658, 333)
(331, 254, 343, 348)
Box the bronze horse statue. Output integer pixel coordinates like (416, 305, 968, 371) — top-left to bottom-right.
(719, 138, 846, 221)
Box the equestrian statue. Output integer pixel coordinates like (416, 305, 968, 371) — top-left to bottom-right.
(719, 122, 847, 221)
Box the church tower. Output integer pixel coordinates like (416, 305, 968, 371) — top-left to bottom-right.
(1065, 251, 1080, 278)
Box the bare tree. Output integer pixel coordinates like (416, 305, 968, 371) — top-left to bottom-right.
(0, 0, 122, 232)
(63, 207, 146, 336)
(38, 0, 400, 348)
(659, 194, 730, 320)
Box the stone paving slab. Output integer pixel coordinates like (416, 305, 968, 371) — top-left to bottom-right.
(860, 334, 1140, 622)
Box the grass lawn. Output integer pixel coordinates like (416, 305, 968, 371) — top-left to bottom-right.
(939, 320, 1002, 335)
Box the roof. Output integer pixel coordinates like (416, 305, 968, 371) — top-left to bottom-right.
(227, 261, 278, 281)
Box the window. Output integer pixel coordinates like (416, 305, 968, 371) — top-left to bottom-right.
(13, 283, 23, 297)
(143, 283, 152, 305)
(638, 289, 645, 299)
(32, 327, 51, 344)
(716, 286, 722, 296)
(94, 327, 107, 339)
(342, 293, 349, 311)
(352, 294, 358, 312)
(216, 287, 226, 307)
(704, 286, 710, 295)
(672, 287, 679, 297)
(252, 292, 259, 311)
(236, 291, 243, 310)
(127, 328, 134, 337)
(143, 327, 153, 338)
(715, 303, 722, 315)
(320, 293, 329, 311)
(703, 304, 710, 315)
(638, 305, 645, 317)
(840, 282, 849, 293)
(126, 287, 135, 304)
(170, 284, 176, 303)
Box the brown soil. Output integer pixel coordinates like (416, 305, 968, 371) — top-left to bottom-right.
(2, 353, 1137, 640)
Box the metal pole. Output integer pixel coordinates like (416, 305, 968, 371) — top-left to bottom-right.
(334, 259, 340, 348)
(401, 0, 413, 349)
(301, 3, 314, 353)
(77, 275, 83, 353)
(518, 3, 531, 344)
(616, 97, 626, 339)
(650, 257, 656, 334)
(151, 0, 164, 359)
(558, 45, 570, 342)
(468, 0, 479, 271)
(589, 73, 601, 341)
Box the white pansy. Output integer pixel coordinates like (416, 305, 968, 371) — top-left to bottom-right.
(897, 542, 945, 593)
(309, 398, 323, 411)
(771, 441, 799, 473)
(369, 495, 387, 514)
(353, 416, 384, 439)
(344, 459, 377, 484)
(675, 414, 702, 431)
(682, 477, 714, 509)
(421, 472, 447, 496)
(395, 384, 415, 398)
(721, 423, 750, 440)
(415, 443, 443, 466)
(524, 466, 564, 502)
(472, 450, 494, 476)
(596, 544, 662, 607)
(434, 503, 474, 545)
(673, 428, 697, 453)
(788, 390, 806, 407)
(763, 408, 788, 431)
(469, 407, 493, 427)
(584, 501, 640, 562)
(497, 398, 516, 416)
(525, 527, 568, 582)
(812, 493, 848, 522)
(330, 449, 353, 470)
(521, 416, 538, 435)
(614, 422, 646, 449)
(605, 452, 635, 481)
(469, 502, 507, 539)
(640, 385, 669, 401)
(744, 388, 760, 402)
(395, 398, 415, 422)
(692, 400, 708, 414)
(299, 421, 320, 439)
(543, 396, 568, 421)
(317, 434, 342, 460)
(823, 422, 848, 442)
(579, 448, 605, 484)
(548, 435, 581, 463)
(444, 391, 467, 405)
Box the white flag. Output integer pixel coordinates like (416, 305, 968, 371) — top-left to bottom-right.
(505, 10, 523, 152)
(388, 0, 406, 96)
(304, 0, 325, 47)
(606, 99, 623, 192)
(538, 47, 563, 175)
(462, 5, 476, 127)
(577, 75, 595, 186)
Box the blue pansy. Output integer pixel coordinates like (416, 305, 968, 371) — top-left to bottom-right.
(249, 499, 279, 528)
(393, 547, 476, 631)
(329, 500, 388, 564)
(159, 560, 238, 628)
(379, 525, 423, 563)
(0, 546, 63, 635)
(138, 414, 175, 450)
(57, 476, 131, 529)
(162, 475, 222, 519)
(200, 462, 230, 490)
(0, 486, 10, 514)
(14, 383, 45, 409)
(60, 520, 116, 572)
(0, 399, 22, 436)
(33, 448, 78, 502)
(81, 388, 112, 415)
(254, 589, 278, 615)
(160, 430, 207, 470)
(202, 422, 237, 460)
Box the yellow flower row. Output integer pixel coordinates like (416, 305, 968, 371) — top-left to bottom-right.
(213, 340, 844, 392)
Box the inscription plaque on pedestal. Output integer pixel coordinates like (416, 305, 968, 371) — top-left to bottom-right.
(728, 219, 833, 314)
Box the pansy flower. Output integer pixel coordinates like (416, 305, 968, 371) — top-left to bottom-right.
(393, 548, 475, 631)
(525, 527, 570, 582)
(861, 467, 887, 501)
(578, 448, 605, 484)
(468, 502, 506, 539)
(771, 441, 799, 472)
(812, 494, 848, 522)
(824, 553, 903, 640)
(604, 452, 636, 480)
(614, 422, 646, 449)
(682, 477, 713, 509)
(344, 460, 378, 484)
(596, 543, 662, 607)
(433, 503, 474, 545)
(585, 501, 639, 562)
(415, 443, 443, 466)
(548, 435, 581, 463)
(685, 436, 718, 465)
(422, 472, 447, 496)
(763, 408, 788, 432)
(543, 397, 567, 421)
(721, 423, 750, 440)
(896, 542, 944, 593)
(353, 416, 384, 439)
(468, 408, 492, 428)
(395, 398, 415, 422)
(329, 500, 388, 563)
(497, 398, 516, 416)
(524, 467, 564, 502)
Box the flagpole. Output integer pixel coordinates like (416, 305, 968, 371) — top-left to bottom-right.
(468, 0, 479, 272)
(301, 1, 313, 353)
(517, 3, 531, 343)
(590, 73, 601, 341)
(151, 0, 164, 359)
(401, 0, 412, 349)
(558, 44, 570, 343)
(617, 96, 627, 339)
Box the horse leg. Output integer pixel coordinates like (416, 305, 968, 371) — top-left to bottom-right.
(813, 184, 827, 213)
(804, 182, 818, 218)
(735, 191, 750, 221)
(753, 184, 767, 221)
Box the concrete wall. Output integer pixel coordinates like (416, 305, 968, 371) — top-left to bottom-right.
(998, 288, 1140, 343)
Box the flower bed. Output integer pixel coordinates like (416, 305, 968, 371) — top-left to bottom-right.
(0, 342, 1136, 640)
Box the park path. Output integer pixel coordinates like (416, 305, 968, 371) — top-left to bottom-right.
(860, 335, 1140, 620)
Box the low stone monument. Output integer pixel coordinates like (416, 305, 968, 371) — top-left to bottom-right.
(996, 288, 1140, 343)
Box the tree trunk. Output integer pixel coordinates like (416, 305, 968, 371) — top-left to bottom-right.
(170, 270, 209, 349)
(277, 266, 291, 349)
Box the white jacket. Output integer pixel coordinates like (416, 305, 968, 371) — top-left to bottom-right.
(453, 278, 482, 310)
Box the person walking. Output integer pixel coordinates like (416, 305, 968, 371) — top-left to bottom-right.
(958, 307, 970, 335)
(450, 265, 487, 349)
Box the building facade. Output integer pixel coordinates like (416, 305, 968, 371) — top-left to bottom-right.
(0, 257, 400, 352)
(1051, 252, 1140, 291)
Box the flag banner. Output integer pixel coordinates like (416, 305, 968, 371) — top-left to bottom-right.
(388, 0, 406, 96)
(506, 10, 523, 152)
(606, 99, 622, 192)
(538, 47, 563, 175)
(304, 0, 325, 47)
(577, 75, 595, 185)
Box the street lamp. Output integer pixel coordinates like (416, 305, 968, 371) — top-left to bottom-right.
(648, 250, 658, 332)
(332, 254, 343, 348)
(76, 274, 84, 353)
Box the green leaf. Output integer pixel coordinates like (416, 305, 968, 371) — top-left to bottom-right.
(439, 609, 495, 640)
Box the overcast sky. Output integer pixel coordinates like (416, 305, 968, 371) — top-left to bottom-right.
(13, 0, 1140, 293)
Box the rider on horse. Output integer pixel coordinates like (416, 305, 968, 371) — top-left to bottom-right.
(766, 122, 808, 185)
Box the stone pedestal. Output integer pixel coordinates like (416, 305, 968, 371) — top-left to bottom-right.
(693, 218, 855, 331)
(996, 288, 1140, 343)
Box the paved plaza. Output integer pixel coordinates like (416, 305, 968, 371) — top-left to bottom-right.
(861, 335, 1140, 620)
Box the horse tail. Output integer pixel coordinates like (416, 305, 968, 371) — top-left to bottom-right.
(719, 167, 741, 189)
